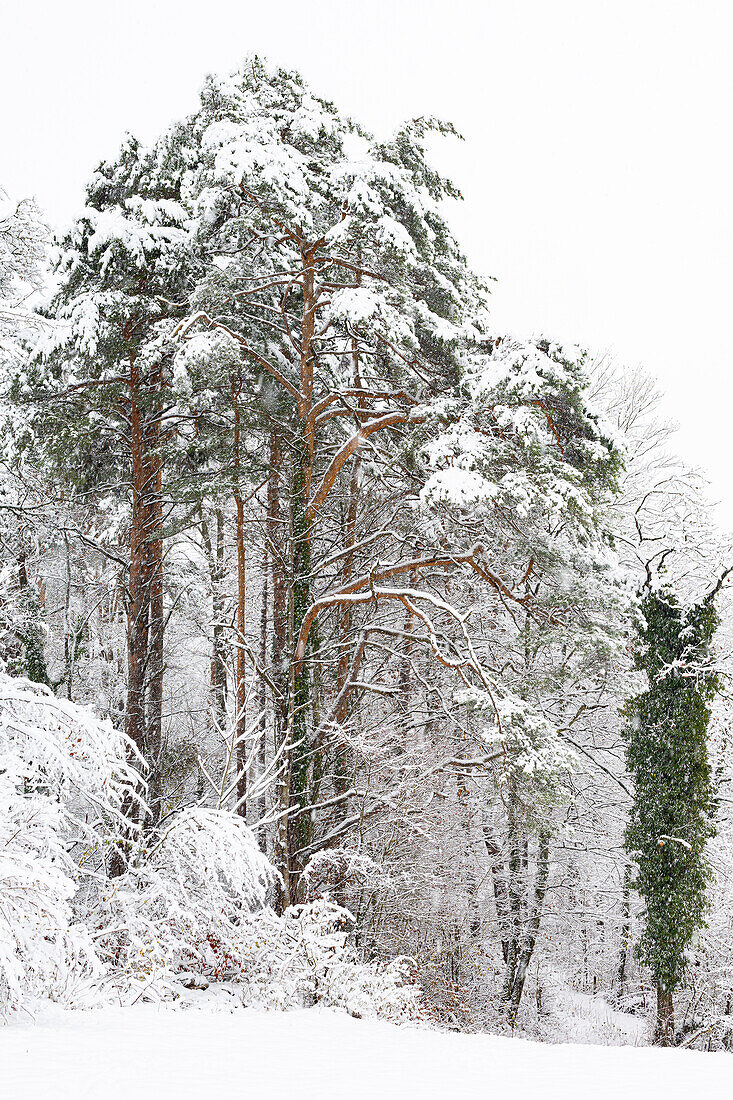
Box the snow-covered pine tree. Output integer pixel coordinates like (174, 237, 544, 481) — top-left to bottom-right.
(166, 57, 501, 901)
(13, 135, 204, 821)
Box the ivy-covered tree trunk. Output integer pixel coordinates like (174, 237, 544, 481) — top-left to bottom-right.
(279, 246, 320, 903)
(625, 584, 722, 1045)
(503, 829, 551, 1027)
(11, 549, 50, 687)
(285, 432, 314, 900)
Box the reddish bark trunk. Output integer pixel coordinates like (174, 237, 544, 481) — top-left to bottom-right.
(126, 357, 151, 771)
(125, 350, 166, 829)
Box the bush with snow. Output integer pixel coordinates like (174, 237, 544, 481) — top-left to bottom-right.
(96, 807, 419, 1021)
(94, 806, 276, 981)
(239, 897, 419, 1021)
(0, 673, 141, 1012)
(0, 675, 416, 1022)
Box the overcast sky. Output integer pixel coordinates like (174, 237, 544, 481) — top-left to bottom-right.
(3, 0, 732, 525)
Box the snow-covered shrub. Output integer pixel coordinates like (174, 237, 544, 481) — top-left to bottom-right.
(95, 806, 276, 980)
(240, 897, 420, 1021)
(0, 769, 100, 1009)
(0, 673, 141, 1013)
(303, 847, 383, 897)
(96, 810, 419, 1021)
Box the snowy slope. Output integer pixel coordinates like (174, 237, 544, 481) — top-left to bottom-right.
(4, 1004, 731, 1100)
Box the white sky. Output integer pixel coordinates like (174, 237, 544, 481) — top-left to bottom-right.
(3, 0, 732, 525)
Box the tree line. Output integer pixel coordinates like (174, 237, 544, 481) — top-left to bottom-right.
(1, 58, 731, 1044)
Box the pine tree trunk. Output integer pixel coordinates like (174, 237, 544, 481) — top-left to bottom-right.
(125, 351, 166, 831)
(328, 334, 364, 889)
(141, 352, 165, 825)
(505, 829, 551, 1027)
(268, 427, 287, 731)
(500, 794, 524, 1012)
(268, 426, 291, 907)
(500, 815, 551, 1029)
(483, 823, 510, 964)
(282, 245, 318, 903)
(126, 357, 151, 772)
(286, 436, 313, 893)
(331, 453, 361, 856)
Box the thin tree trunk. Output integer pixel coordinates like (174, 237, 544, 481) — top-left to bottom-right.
(504, 829, 551, 1027)
(267, 426, 290, 907)
(328, 332, 363, 882)
(483, 822, 511, 964)
(231, 376, 247, 817)
(145, 445, 164, 824)
(332, 455, 361, 823)
(234, 493, 247, 815)
(200, 506, 228, 732)
(616, 865, 632, 1003)
(656, 986, 675, 1045)
(256, 541, 269, 835)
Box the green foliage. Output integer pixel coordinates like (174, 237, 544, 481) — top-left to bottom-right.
(625, 585, 720, 994)
(6, 589, 50, 687)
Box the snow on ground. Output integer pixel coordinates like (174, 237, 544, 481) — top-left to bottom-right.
(3, 1002, 730, 1100)
(549, 987, 648, 1046)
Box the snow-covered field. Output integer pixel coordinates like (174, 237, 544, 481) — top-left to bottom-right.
(3, 1004, 730, 1100)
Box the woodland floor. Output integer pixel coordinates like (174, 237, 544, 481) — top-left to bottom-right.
(3, 999, 729, 1099)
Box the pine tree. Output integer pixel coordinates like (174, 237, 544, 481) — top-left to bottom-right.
(14, 133, 203, 821)
(625, 582, 723, 1044)
(169, 58, 495, 901)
